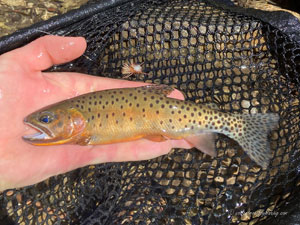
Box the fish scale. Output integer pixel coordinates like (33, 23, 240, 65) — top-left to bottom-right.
(23, 85, 279, 168)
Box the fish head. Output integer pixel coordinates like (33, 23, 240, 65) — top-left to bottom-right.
(23, 105, 86, 145)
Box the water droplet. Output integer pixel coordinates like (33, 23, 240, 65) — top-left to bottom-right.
(43, 88, 50, 94)
(37, 52, 43, 59)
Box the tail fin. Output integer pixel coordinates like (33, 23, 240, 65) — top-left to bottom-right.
(233, 113, 279, 168)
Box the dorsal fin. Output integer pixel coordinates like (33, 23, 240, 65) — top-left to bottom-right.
(203, 102, 220, 111)
(138, 84, 174, 96)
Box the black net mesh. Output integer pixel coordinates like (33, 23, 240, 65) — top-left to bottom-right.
(1, 0, 300, 224)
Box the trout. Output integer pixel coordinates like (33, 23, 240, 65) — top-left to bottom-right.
(23, 85, 279, 168)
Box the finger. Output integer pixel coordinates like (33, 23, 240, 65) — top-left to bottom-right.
(0, 138, 192, 191)
(3, 35, 86, 72)
(88, 139, 192, 165)
(38, 73, 185, 106)
(29, 139, 191, 176)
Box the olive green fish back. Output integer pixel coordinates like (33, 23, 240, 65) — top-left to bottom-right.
(0, 0, 300, 224)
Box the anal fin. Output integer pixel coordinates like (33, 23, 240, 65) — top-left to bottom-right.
(184, 133, 216, 157)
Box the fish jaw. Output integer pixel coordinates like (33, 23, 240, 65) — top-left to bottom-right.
(22, 117, 74, 146)
(23, 108, 88, 146)
(22, 119, 55, 145)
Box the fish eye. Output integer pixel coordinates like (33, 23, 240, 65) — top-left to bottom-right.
(39, 114, 53, 124)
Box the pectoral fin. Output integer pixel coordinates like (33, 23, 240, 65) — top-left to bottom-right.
(184, 133, 216, 157)
(145, 134, 168, 142)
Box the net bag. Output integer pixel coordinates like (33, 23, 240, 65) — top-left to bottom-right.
(0, 0, 300, 224)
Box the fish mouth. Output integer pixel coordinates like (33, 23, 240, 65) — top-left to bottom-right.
(22, 120, 53, 144)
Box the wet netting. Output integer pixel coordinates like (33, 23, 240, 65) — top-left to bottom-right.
(1, 0, 300, 224)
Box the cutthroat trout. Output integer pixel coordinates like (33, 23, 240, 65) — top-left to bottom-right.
(23, 85, 279, 168)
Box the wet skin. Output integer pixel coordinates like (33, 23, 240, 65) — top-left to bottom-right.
(0, 35, 192, 191)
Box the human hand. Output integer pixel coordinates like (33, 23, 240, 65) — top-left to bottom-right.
(0, 35, 191, 191)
